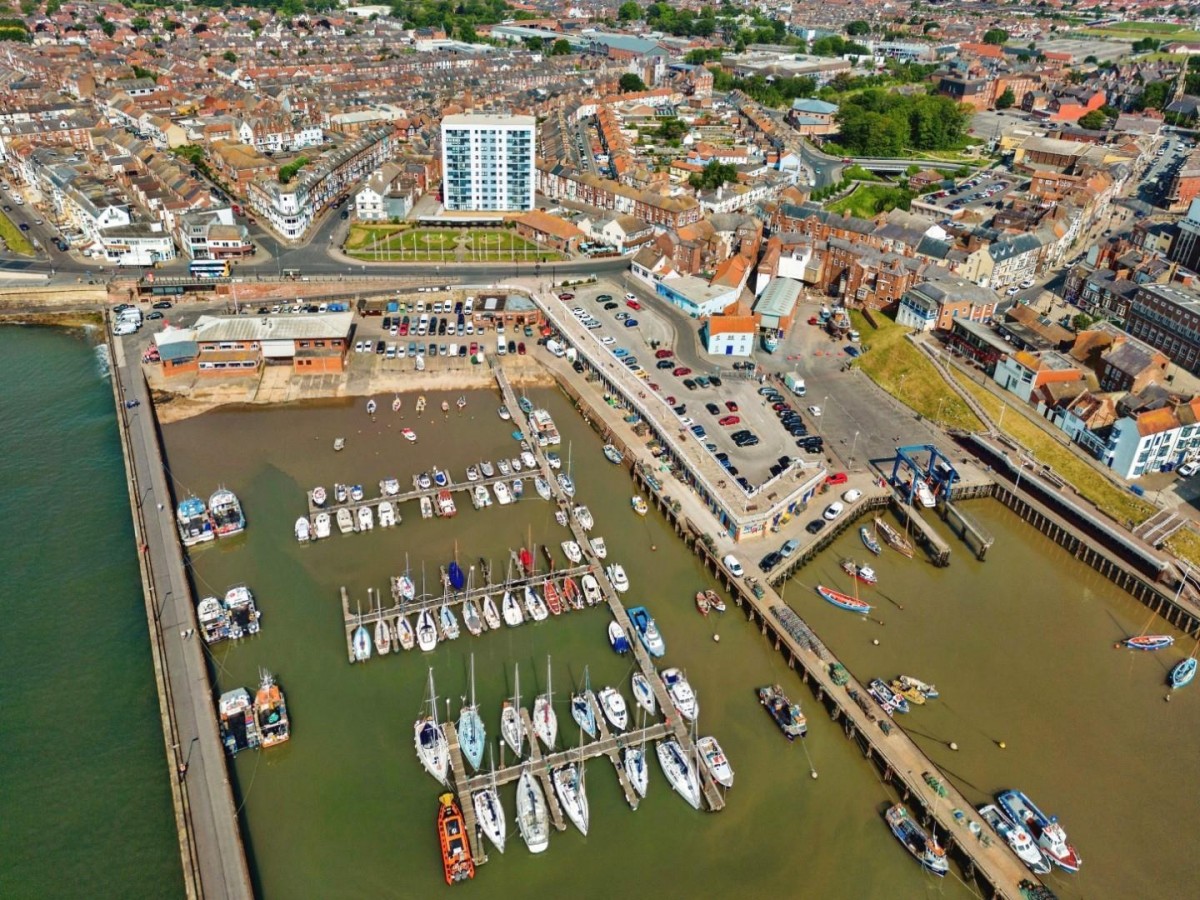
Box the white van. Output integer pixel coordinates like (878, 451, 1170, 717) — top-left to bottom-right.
(546, 339, 566, 358)
(448, 342, 458, 358)
(112, 320, 138, 336)
(1179, 461, 1200, 478)
(496, 338, 507, 356)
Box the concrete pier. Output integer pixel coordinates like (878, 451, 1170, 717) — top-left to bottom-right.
(889, 494, 952, 566)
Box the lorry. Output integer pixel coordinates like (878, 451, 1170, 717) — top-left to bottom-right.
(784, 372, 807, 397)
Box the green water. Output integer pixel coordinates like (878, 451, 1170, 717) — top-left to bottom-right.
(163, 387, 1200, 899)
(0, 328, 182, 899)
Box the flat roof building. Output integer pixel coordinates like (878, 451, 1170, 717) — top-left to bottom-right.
(441, 113, 535, 213)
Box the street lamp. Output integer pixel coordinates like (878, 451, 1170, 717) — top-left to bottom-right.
(155, 589, 173, 623)
(849, 431, 859, 469)
(137, 485, 154, 509)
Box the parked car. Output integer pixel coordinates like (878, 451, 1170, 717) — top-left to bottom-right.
(823, 502, 844, 521)
(722, 554, 744, 577)
(825, 471, 847, 485)
(625, 299, 641, 310)
(152, 300, 173, 310)
(673, 367, 692, 377)
(725, 401, 738, 412)
(656, 359, 673, 369)
(807, 405, 822, 417)
(655, 349, 674, 359)
(806, 519, 826, 535)
(623, 319, 638, 328)
(719, 415, 740, 426)
(780, 539, 800, 558)
(842, 489, 862, 503)
(759, 551, 782, 572)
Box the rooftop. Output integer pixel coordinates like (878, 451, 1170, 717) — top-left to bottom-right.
(191, 312, 354, 343)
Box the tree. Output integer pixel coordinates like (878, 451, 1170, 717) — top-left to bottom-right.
(130, 16, 150, 32)
(222, 50, 237, 63)
(656, 117, 688, 141)
(1136, 80, 1171, 111)
(619, 72, 647, 93)
(550, 38, 571, 56)
(100, 20, 115, 37)
(1073, 312, 1096, 331)
(618, 1, 641, 21)
(278, 156, 310, 184)
(845, 20, 870, 36)
(247, 19, 262, 34)
(995, 88, 1016, 110)
(688, 160, 737, 190)
(982, 28, 1009, 45)
(1078, 109, 1107, 130)
(524, 36, 542, 51)
(1132, 37, 1161, 53)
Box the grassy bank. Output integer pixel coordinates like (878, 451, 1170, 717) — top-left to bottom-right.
(827, 183, 915, 218)
(0, 211, 35, 255)
(850, 310, 983, 431)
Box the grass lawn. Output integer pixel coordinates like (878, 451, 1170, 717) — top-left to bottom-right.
(384, 229, 458, 251)
(1080, 24, 1200, 42)
(0, 211, 35, 255)
(344, 224, 406, 251)
(827, 184, 915, 218)
(465, 230, 539, 252)
(850, 311, 984, 431)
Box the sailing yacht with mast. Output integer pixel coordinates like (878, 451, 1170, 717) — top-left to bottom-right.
(533, 655, 558, 750)
(516, 766, 550, 854)
(414, 669, 449, 785)
(458, 654, 485, 771)
(501, 663, 524, 758)
(657, 738, 702, 809)
(553, 751, 589, 835)
(473, 751, 506, 853)
(371, 589, 391, 656)
(624, 710, 650, 798)
(570, 666, 597, 739)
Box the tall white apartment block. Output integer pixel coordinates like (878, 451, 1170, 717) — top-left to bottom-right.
(440, 114, 536, 212)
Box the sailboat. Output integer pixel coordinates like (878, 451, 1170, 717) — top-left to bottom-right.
(656, 738, 701, 810)
(624, 709, 650, 798)
(352, 603, 371, 662)
(463, 596, 483, 636)
(1124, 606, 1176, 651)
(373, 589, 391, 656)
(395, 614, 415, 651)
(502, 590, 525, 627)
(516, 766, 550, 854)
(571, 666, 597, 739)
(481, 594, 502, 630)
(414, 668, 449, 785)
(458, 654, 486, 771)
(416, 608, 439, 652)
(552, 751, 589, 835)
(533, 655, 558, 751)
(631, 672, 656, 716)
(501, 663, 524, 758)
(473, 750, 506, 853)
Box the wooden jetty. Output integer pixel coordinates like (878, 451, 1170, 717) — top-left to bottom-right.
(305, 468, 533, 517)
(443, 721, 489, 866)
(589, 691, 641, 810)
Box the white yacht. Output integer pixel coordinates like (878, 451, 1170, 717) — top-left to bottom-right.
(572, 505, 594, 530)
(662, 668, 699, 722)
(473, 784, 506, 853)
(501, 664, 524, 758)
(589, 537, 607, 559)
(493, 481, 513, 505)
(438, 604, 460, 641)
(480, 459, 495, 478)
(697, 736, 734, 788)
(523, 586, 549, 622)
(416, 609, 439, 652)
(394, 615, 415, 651)
(294, 517, 311, 543)
(623, 745, 649, 798)
(516, 768, 550, 854)
(631, 673, 656, 716)
(378, 501, 397, 528)
(357, 505, 374, 531)
(606, 564, 629, 593)
(552, 762, 589, 836)
(414, 670, 449, 785)
(533, 657, 557, 751)
(598, 686, 628, 732)
(561, 540, 582, 565)
(336, 507, 354, 534)
(502, 591, 525, 627)
(581, 573, 603, 606)
(656, 739, 701, 810)
(313, 512, 331, 540)
(473, 484, 492, 509)
(534, 476, 552, 500)
(481, 595, 501, 630)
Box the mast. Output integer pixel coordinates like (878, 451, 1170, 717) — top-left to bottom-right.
(428, 667, 439, 727)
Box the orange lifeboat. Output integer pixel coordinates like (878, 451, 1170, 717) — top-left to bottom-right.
(437, 793, 475, 885)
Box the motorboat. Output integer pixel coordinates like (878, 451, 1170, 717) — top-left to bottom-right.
(502, 591, 525, 627)
(603, 443, 624, 464)
(628, 606, 665, 657)
(840, 559, 877, 585)
(416, 609, 439, 652)
(438, 604, 460, 640)
(861, 526, 882, 555)
(472, 484, 492, 509)
(253, 669, 290, 748)
(392, 395, 402, 413)
(497, 459, 512, 476)
(420, 496, 434, 519)
(357, 505, 374, 531)
(334, 506, 353, 532)
(435, 490, 457, 517)
(518, 396, 533, 415)
(511, 478, 524, 500)
(631, 495, 649, 516)
(608, 621, 630, 655)
(890, 680, 926, 706)
(555, 509, 569, 527)
(624, 745, 649, 798)
(417, 472, 433, 490)
(573, 505, 594, 530)
(704, 589, 726, 613)
(816, 584, 872, 614)
(481, 595, 502, 630)
(309, 485, 327, 508)
(313, 512, 331, 539)
(395, 615, 415, 651)
(395, 574, 416, 603)
(516, 768, 550, 854)
(598, 686, 628, 731)
(695, 591, 710, 616)
(868, 678, 910, 715)
(546, 452, 562, 470)
(433, 467, 449, 488)
(223, 585, 260, 638)
(350, 484, 365, 502)
(1170, 656, 1197, 689)
(606, 563, 629, 593)
(176, 496, 215, 547)
(378, 501, 397, 528)
(897, 675, 939, 700)
(557, 472, 576, 497)
(978, 804, 1052, 875)
(197, 597, 231, 644)
(581, 573, 603, 606)
(696, 736, 734, 788)
(885, 804, 948, 877)
(561, 540, 582, 564)
(366, 398, 377, 416)
(457, 654, 486, 771)
(465, 465, 480, 483)
(997, 790, 1081, 873)
(589, 537, 607, 559)
(294, 517, 311, 543)
(352, 621, 371, 662)
(218, 688, 260, 755)
(473, 785, 506, 854)
(552, 762, 589, 835)
(379, 477, 400, 497)
(631, 673, 656, 716)
(414, 670, 449, 785)
(494, 481, 512, 505)
(661, 668, 698, 721)
(1124, 634, 1174, 651)
(520, 449, 537, 469)
(758, 684, 807, 740)
(333, 437, 345, 452)
(524, 586, 549, 622)
(510, 457, 523, 474)
(401, 428, 417, 443)
(334, 483, 348, 504)
(913, 479, 936, 508)
(656, 739, 701, 810)
(480, 459, 495, 478)
(436, 795, 478, 885)
(209, 488, 245, 537)
(462, 597, 483, 636)
(534, 476, 552, 500)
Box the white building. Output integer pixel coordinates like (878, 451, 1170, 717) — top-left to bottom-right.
(440, 113, 535, 212)
(703, 315, 757, 357)
(98, 223, 176, 266)
(1102, 400, 1200, 479)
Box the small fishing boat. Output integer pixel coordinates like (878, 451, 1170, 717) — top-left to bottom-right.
(557, 472, 576, 497)
(868, 678, 910, 715)
(606, 563, 629, 593)
(897, 675, 939, 700)
(357, 505, 374, 531)
(544, 581, 563, 615)
(502, 591, 525, 627)
(573, 505, 594, 530)
(523, 585, 549, 622)
(415, 670, 449, 785)
(498, 458, 511, 476)
(466, 464, 480, 482)
(563, 576, 583, 610)
(874, 516, 914, 557)
(885, 804, 948, 877)
(366, 398, 377, 416)
(462, 597, 483, 636)
(546, 451, 562, 470)
(396, 574, 416, 603)
(336, 507, 354, 534)
(656, 739, 701, 810)
(590, 537, 607, 559)
(473, 783, 506, 855)
(758, 684, 806, 739)
(704, 589, 726, 613)
(480, 459, 495, 478)
(608, 621, 630, 655)
(350, 484, 364, 502)
(379, 477, 400, 497)
(416, 609, 439, 652)
(913, 480, 936, 508)
(416, 395, 426, 413)
(1170, 656, 1198, 689)
(433, 467, 449, 488)
(516, 768, 550, 854)
(890, 680, 926, 705)
(561, 540, 582, 564)
(333, 437, 345, 451)
(860, 526, 882, 555)
(997, 789, 1081, 873)
(631, 495, 649, 516)
(313, 512, 331, 539)
(352, 620, 371, 662)
(253, 670, 290, 749)
(697, 736, 734, 788)
(534, 475, 552, 500)
(334, 483, 348, 504)
(840, 559, 877, 585)
(555, 509, 569, 527)
(395, 615, 415, 651)
(581, 573, 602, 606)
(552, 762, 589, 836)
(441, 400, 450, 414)
(438, 604, 460, 640)
(420, 495, 434, 519)
(401, 428, 417, 443)
(494, 481, 512, 505)
(518, 396, 534, 415)
(481, 595, 502, 630)
(631, 673, 656, 716)
(662, 667, 698, 721)
(1124, 634, 1174, 651)
(392, 395, 401, 413)
(378, 501, 396, 528)
(816, 584, 872, 614)
(310, 486, 327, 507)
(695, 591, 710, 616)
(623, 746, 649, 798)
(447, 561, 465, 591)
(978, 804, 1052, 875)
(628, 606, 665, 657)
(294, 517, 311, 543)
(598, 687, 628, 731)
(498, 405, 511, 421)
(603, 443, 623, 464)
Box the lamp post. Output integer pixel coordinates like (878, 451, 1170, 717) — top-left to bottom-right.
(137, 485, 154, 510)
(817, 395, 829, 435)
(155, 590, 173, 623)
(849, 430, 859, 469)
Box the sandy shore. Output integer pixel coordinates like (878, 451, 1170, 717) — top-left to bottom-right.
(150, 356, 556, 424)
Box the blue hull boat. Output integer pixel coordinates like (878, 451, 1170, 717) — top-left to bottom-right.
(608, 621, 630, 655)
(1170, 656, 1197, 689)
(448, 561, 465, 591)
(627, 606, 665, 657)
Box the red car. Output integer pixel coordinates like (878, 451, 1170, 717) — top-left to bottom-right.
(725, 401, 738, 412)
(825, 472, 848, 486)
(647, 383, 660, 392)
(626, 299, 642, 311)
(655, 349, 674, 359)
(517, 342, 526, 355)
(469, 342, 479, 355)
(772, 402, 789, 411)
(664, 395, 677, 405)
(558, 292, 575, 301)
(808, 316, 819, 326)
(673, 367, 692, 377)
(719, 415, 741, 426)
